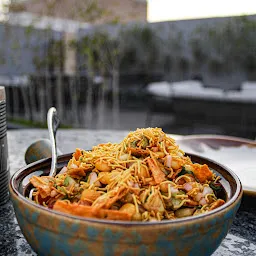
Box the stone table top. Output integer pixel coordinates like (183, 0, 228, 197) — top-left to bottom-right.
(1, 129, 256, 256)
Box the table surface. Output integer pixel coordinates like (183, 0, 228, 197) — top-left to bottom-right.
(1, 129, 256, 256)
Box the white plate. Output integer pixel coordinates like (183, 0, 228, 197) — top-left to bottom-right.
(176, 135, 256, 195)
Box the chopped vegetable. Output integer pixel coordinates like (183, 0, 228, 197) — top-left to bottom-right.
(192, 164, 213, 183)
(63, 176, 75, 186)
(209, 182, 222, 192)
(30, 127, 225, 222)
(178, 167, 194, 177)
(178, 166, 200, 182)
(140, 136, 149, 149)
(130, 140, 138, 148)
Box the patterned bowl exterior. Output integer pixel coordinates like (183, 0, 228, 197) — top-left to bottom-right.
(10, 153, 242, 256)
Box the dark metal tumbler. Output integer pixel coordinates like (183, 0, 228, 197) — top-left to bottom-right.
(0, 87, 9, 205)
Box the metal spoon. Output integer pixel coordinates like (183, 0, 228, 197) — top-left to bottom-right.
(29, 107, 60, 199)
(47, 107, 60, 177)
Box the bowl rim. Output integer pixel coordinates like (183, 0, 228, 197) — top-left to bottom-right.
(10, 152, 243, 226)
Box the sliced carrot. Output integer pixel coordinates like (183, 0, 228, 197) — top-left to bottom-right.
(67, 167, 87, 178)
(192, 164, 213, 183)
(80, 189, 102, 202)
(128, 147, 149, 157)
(73, 148, 82, 161)
(30, 176, 54, 198)
(209, 199, 225, 210)
(92, 187, 128, 211)
(147, 158, 166, 184)
(53, 200, 132, 220)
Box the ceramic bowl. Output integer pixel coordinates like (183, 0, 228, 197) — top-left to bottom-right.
(10, 153, 242, 256)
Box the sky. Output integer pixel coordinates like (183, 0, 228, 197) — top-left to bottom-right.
(147, 0, 256, 22)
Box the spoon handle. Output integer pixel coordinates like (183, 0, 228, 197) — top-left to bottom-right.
(47, 107, 60, 177)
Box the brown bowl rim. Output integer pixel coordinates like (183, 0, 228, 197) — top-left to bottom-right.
(10, 152, 243, 226)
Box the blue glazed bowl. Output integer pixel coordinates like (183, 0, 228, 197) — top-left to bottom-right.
(10, 153, 242, 256)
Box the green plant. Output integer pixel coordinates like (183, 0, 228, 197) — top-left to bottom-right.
(190, 38, 206, 64)
(119, 25, 160, 74)
(208, 58, 224, 74)
(178, 57, 190, 73)
(0, 50, 6, 65)
(190, 16, 256, 76)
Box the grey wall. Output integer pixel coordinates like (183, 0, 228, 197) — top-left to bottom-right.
(1, 14, 255, 90)
(149, 15, 256, 89)
(0, 23, 63, 78)
(78, 15, 256, 89)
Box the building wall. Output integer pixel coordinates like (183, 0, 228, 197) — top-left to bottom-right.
(148, 15, 256, 88)
(9, 0, 147, 24)
(6, 0, 146, 76)
(1, 14, 255, 90)
(78, 15, 256, 89)
(96, 0, 147, 24)
(0, 23, 63, 77)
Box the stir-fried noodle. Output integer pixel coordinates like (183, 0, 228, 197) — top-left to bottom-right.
(30, 128, 225, 221)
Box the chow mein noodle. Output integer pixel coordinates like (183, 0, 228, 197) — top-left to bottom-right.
(30, 128, 225, 221)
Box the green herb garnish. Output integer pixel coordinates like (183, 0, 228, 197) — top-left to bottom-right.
(84, 171, 92, 182)
(177, 166, 200, 182)
(63, 176, 76, 187)
(209, 182, 222, 192)
(177, 167, 194, 177)
(57, 186, 66, 194)
(130, 140, 138, 148)
(63, 176, 70, 186)
(141, 136, 149, 149)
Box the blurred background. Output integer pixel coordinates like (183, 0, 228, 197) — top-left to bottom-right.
(0, 0, 255, 138)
